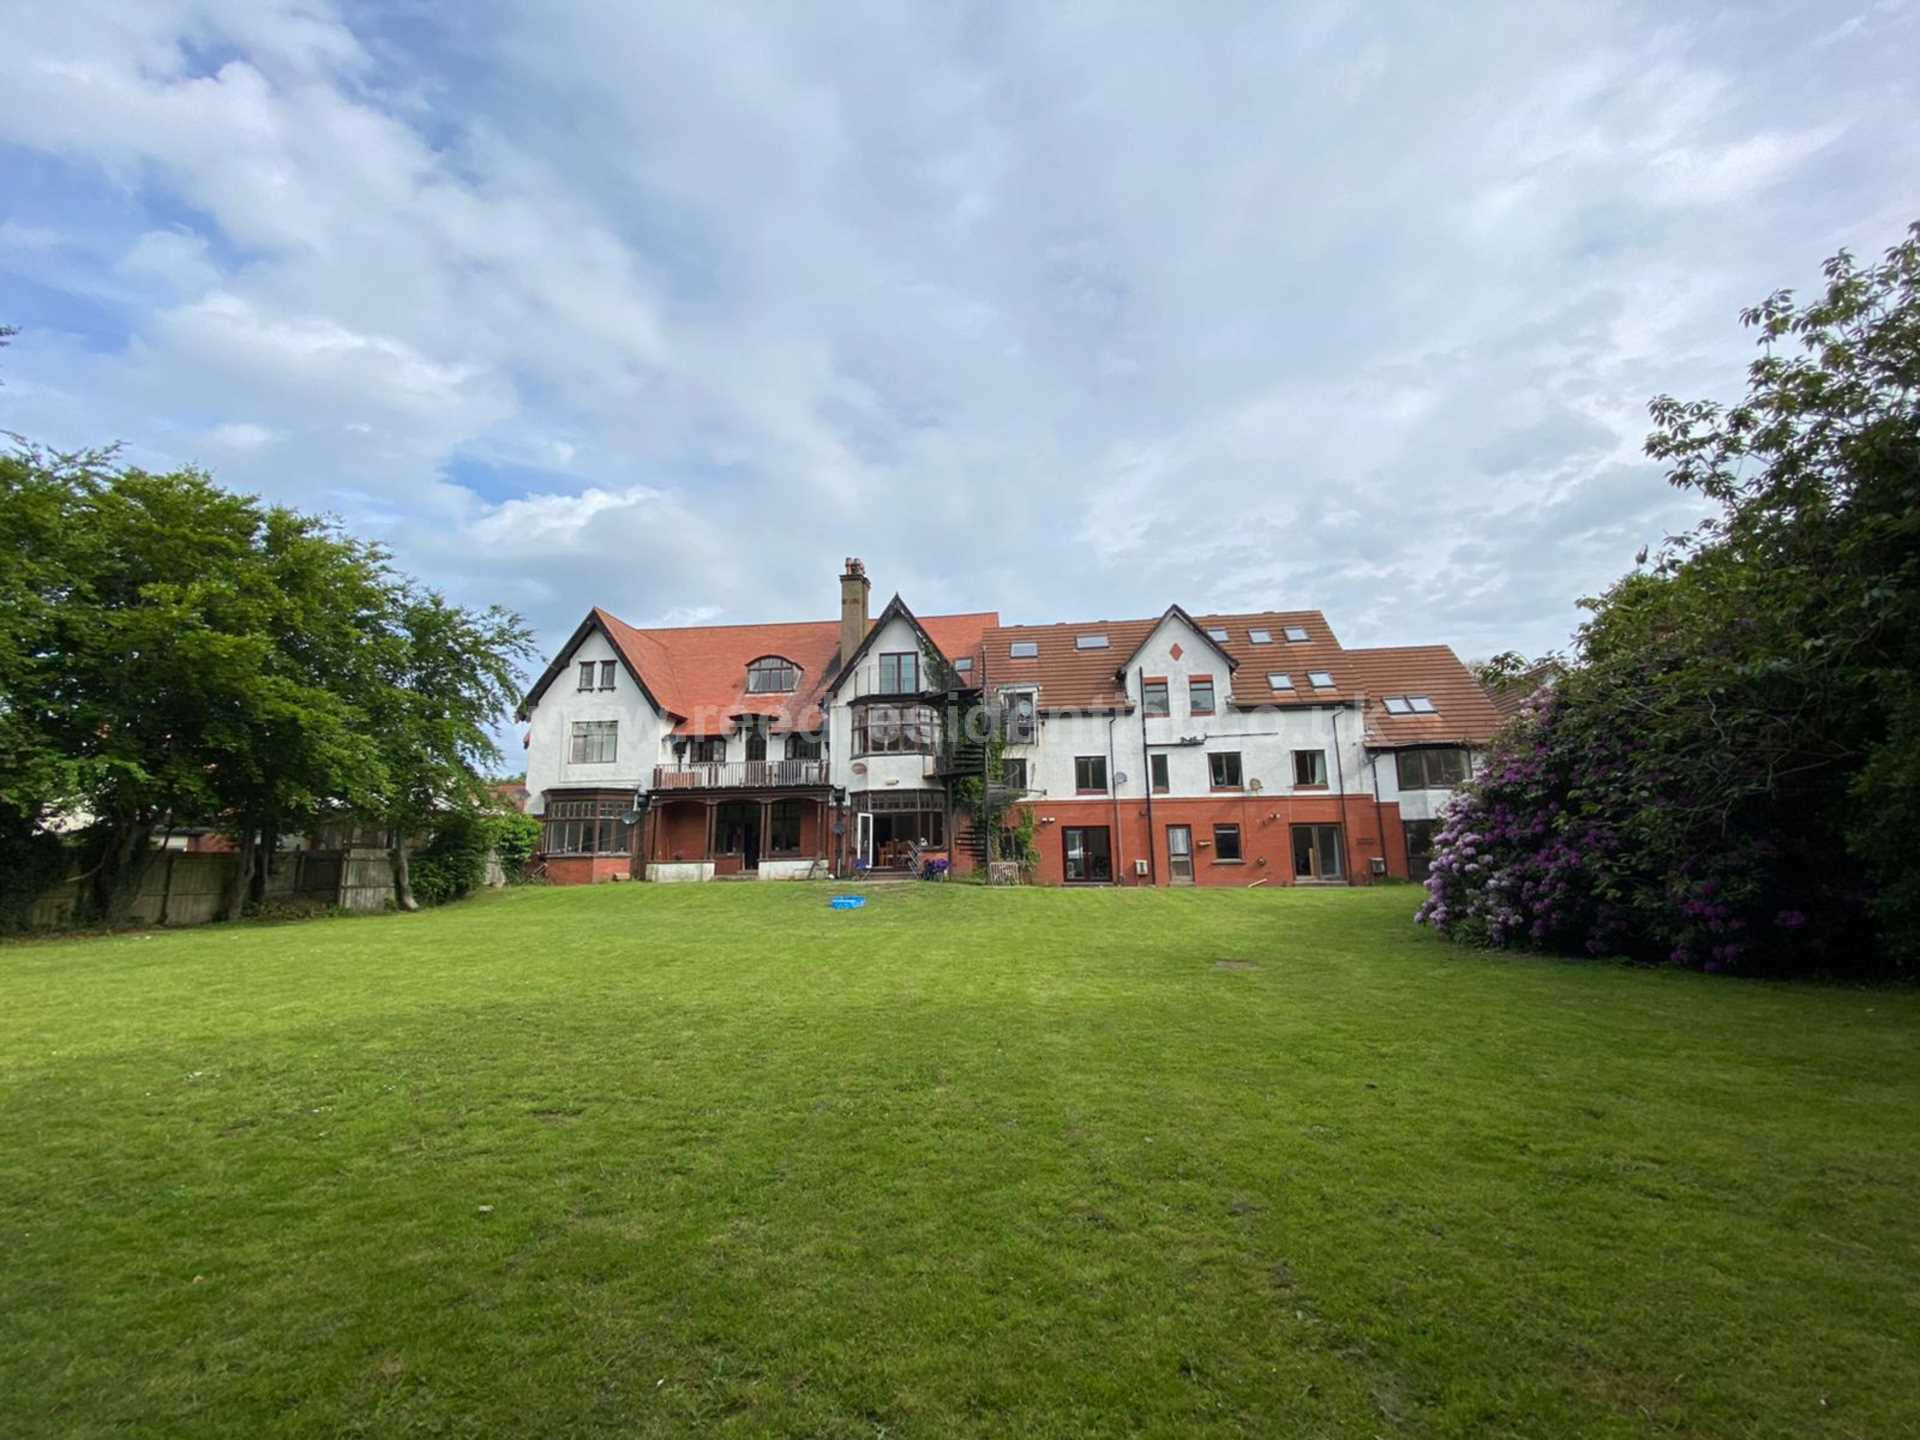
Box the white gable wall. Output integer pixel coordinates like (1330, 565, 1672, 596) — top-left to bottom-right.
(1005, 613, 1372, 801)
(523, 628, 668, 815)
(830, 612, 939, 794)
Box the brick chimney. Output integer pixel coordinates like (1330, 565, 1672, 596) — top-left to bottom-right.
(839, 557, 871, 663)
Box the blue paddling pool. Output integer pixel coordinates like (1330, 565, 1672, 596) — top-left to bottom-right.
(828, 895, 866, 910)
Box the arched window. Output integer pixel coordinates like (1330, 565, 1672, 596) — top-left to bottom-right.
(746, 656, 800, 694)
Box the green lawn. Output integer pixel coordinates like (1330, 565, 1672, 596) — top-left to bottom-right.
(3, 884, 1917, 1439)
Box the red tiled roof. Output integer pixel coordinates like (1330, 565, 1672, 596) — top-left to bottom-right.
(1343, 646, 1506, 747)
(524, 594, 1498, 752)
(982, 610, 1348, 709)
(593, 607, 998, 736)
(1485, 661, 1562, 720)
(976, 612, 1502, 746)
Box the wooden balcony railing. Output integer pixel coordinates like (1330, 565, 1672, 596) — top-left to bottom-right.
(651, 760, 830, 792)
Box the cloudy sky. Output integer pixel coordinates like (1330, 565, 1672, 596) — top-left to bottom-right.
(4, 1, 1914, 685)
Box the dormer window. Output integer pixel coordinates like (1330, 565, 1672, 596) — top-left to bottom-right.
(746, 656, 800, 694)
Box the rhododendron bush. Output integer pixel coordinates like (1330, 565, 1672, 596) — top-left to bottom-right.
(1417, 687, 1827, 972)
(1420, 225, 1919, 978)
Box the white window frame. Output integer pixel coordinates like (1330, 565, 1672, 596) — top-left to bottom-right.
(569, 720, 618, 765)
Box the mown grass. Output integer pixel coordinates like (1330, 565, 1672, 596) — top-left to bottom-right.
(2, 882, 1916, 1438)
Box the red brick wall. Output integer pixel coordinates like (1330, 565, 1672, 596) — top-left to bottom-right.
(649, 802, 711, 863)
(543, 855, 631, 885)
(1000, 795, 1405, 887)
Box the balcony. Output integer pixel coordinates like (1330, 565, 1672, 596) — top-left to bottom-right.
(651, 760, 830, 792)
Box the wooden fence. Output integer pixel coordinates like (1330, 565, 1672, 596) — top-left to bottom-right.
(25, 846, 397, 930)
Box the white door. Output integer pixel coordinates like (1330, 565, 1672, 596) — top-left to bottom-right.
(1167, 825, 1194, 885)
(856, 811, 874, 868)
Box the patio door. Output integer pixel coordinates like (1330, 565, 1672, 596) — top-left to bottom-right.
(856, 811, 874, 869)
(1166, 825, 1194, 885)
(1064, 826, 1112, 883)
(1291, 823, 1345, 882)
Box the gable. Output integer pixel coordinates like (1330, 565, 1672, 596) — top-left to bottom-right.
(1120, 607, 1236, 681)
(517, 610, 667, 721)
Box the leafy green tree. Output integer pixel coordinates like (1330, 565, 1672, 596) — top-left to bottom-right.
(13, 459, 312, 920)
(198, 507, 397, 919)
(0, 444, 532, 924)
(1421, 222, 1920, 974)
(0, 444, 110, 838)
(1648, 221, 1920, 959)
(363, 588, 533, 909)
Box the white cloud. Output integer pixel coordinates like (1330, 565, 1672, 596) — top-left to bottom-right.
(204, 421, 278, 451)
(0, 0, 1912, 692)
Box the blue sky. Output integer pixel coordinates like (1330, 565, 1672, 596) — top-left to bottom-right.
(4, 0, 1915, 683)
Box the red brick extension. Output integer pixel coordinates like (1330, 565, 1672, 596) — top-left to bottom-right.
(554, 794, 1408, 887)
(952, 795, 1409, 887)
(542, 855, 635, 885)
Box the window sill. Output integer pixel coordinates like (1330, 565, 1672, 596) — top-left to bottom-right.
(1210, 785, 1245, 793)
(1075, 789, 1108, 796)
(1212, 858, 1246, 866)
(1189, 710, 1216, 718)
(1294, 783, 1329, 791)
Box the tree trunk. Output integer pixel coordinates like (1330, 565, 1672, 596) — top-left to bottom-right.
(390, 832, 419, 912)
(91, 818, 155, 925)
(223, 831, 256, 922)
(249, 824, 271, 905)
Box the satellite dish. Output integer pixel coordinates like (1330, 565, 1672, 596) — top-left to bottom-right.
(622, 810, 643, 826)
(1113, 771, 1128, 786)
(851, 761, 868, 775)
(1248, 778, 1263, 793)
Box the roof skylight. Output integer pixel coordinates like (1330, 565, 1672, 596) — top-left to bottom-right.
(1307, 671, 1335, 689)
(1248, 629, 1273, 644)
(1408, 695, 1436, 712)
(1284, 626, 1310, 642)
(1205, 627, 1230, 642)
(1268, 672, 1294, 690)
(1075, 634, 1109, 650)
(1009, 641, 1039, 658)
(1383, 696, 1412, 714)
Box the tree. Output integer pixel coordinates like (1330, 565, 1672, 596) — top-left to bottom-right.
(0, 444, 533, 923)
(1420, 222, 1920, 975)
(195, 505, 395, 919)
(363, 588, 533, 910)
